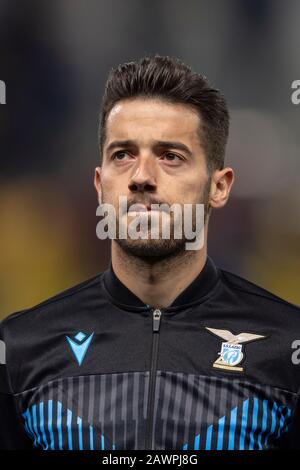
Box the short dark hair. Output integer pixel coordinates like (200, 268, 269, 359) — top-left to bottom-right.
(98, 55, 229, 173)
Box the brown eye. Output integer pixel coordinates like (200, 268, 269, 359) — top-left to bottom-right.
(112, 151, 129, 161)
(163, 152, 182, 161)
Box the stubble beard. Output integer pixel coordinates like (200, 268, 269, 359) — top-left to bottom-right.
(101, 178, 211, 262)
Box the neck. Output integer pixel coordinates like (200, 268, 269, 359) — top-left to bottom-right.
(111, 234, 208, 309)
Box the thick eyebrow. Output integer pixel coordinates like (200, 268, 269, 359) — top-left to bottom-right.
(154, 140, 192, 157)
(105, 140, 137, 154)
(105, 139, 193, 157)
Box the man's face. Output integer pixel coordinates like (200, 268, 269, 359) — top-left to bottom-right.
(95, 97, 211, 259)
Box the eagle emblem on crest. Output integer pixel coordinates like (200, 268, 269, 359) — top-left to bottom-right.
(205, 327, 266, 372)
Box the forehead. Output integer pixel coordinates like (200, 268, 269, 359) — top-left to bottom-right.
(105, 98, 201, 145)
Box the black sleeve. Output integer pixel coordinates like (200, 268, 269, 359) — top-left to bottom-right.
(0, 322, 33, 449)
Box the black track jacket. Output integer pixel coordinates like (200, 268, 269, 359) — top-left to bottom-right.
(1, 256, 300, 450)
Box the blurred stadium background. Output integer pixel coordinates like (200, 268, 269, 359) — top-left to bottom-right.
(0, 0, 300, 319)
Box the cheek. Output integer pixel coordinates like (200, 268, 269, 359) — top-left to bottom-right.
(100, 176, 128, 207)
(182, 165, 208, 197)
(101, 170, 120, 192)
(167, 177, 202, 203)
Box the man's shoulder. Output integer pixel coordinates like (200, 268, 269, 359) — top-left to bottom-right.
(219, 265, 300, 315)
(0, 272, 105, 335)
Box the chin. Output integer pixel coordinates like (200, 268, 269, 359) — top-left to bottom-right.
(115, 237, 187, 260)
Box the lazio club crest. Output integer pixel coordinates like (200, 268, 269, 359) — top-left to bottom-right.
(205, 327, 266, 372)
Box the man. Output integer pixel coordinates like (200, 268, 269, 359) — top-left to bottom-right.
(1, 55, 300, 450)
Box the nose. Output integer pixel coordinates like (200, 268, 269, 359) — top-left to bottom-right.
(128, 157, 157, 193)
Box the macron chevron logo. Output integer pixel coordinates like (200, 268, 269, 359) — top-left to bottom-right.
(66, 331, 94, 366)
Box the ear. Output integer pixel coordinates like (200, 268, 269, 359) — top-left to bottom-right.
(209, 167, 235, 209)
(94, 166, 102, 205)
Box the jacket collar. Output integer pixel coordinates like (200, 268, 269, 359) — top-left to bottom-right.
(102, 255, 220, 311)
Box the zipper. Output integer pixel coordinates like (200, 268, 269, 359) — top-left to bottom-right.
(144, 307, 162, 450)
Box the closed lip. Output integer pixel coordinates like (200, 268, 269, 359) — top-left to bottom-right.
(128, 203, 161, 213)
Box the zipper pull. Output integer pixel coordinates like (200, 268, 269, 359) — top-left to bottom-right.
(152, 308, 162, 332)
